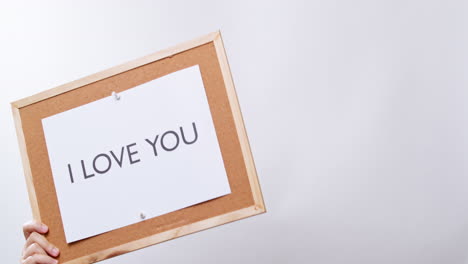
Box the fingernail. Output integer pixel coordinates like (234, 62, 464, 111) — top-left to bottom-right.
(52, 247, 59, 256)
(40, 224, 48, 232)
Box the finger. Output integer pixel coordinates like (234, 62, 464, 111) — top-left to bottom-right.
(25, 232, 60, 258)
(22, 254, 58, 264)
(23, 221, 48, 239)
(22, 243, 47, 259)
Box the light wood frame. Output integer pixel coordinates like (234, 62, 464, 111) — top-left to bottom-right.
(12, 31, 265, 264)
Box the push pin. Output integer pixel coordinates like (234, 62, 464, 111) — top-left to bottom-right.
(112, 91, 120, 101)
(140, 212, 146, 220)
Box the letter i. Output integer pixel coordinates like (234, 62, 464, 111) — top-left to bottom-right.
(68, 164, 74, 183)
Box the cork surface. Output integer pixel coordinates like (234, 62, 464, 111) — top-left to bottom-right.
(19, 42, 254, 263)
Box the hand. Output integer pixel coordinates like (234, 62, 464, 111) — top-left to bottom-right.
(21, 221, 60, 264)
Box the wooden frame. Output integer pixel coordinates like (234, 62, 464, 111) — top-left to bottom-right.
(12, 31, 265, 264)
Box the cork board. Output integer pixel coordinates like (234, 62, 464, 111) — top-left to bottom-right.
(12, 31, 265, 264)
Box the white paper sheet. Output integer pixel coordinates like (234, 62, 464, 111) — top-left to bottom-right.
(42, 65, 231, 243)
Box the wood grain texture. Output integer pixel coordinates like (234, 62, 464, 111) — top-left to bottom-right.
(11, 31, 219, 109)
(12, 31, 264, 264)
(213, 33, 266, 212)
(67, 205, 262, 264)
(11, 106, 41, 220)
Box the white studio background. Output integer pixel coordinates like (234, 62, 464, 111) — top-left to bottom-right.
(1, 1, 467, 264)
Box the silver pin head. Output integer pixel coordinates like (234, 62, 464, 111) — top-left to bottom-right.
(140, 212, 146, 220)
(112, 91, 121, 100)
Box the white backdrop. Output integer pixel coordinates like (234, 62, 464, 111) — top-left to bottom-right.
(1, 1, 467, 264)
